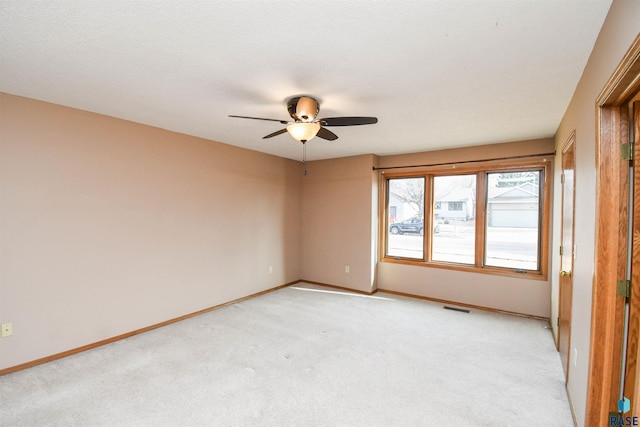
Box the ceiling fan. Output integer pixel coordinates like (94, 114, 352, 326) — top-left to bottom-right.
(229, 95, 378, 144)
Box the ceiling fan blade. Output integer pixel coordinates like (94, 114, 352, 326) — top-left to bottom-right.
(262, 128, 288, 139)
(317, 127, 338, 141)
(319, 116, 378, 127)
(229, 115, 289, 124)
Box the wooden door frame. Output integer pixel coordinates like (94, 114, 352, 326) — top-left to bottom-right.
(587, 34, 640, 426)
(559, 132, 576, 383)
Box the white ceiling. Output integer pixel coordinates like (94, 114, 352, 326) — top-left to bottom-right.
(0, 1, 612, 161)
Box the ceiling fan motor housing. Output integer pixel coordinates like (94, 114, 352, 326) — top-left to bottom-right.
(287, 96, 319, 122)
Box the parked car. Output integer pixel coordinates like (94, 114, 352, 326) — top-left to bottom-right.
(389, 219, 440, 236)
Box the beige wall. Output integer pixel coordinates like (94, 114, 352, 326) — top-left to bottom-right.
(0, 93, 302, 370)
(552, 1, 640, 425)
(2, 95, 552, 370)
(378, 262, 551, 316)
(301, 155, 378, 293)
(378, 138, 555, 169)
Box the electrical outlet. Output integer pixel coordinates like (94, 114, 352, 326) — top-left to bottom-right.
(345, 266, 350, 273)
(268, 266, 273, 274)
(573, 348, 578, 367)
(1, 322, 12, 338)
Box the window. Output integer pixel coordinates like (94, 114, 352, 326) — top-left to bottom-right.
(381, 160, 549, 279)
(432, 175, 476, 264)
(484, 171, 540, 270)
(386, 177, 425, 259)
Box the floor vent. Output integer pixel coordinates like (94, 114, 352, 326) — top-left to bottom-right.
(443, 306, 470, 313)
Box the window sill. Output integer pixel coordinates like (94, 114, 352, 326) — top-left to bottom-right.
(381, 257, 548, 281)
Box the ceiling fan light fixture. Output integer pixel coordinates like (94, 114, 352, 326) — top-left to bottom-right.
(287, 122, 320, 143)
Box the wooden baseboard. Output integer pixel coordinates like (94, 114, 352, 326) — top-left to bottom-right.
(0, 281, 297, 376)
(566, 385, 579, 427)
(296, 279, 376, 295)
(1, 280, 549, 376)
(378, 288, 550, 321)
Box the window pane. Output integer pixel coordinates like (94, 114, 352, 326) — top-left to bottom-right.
(387, 177, 425, 259)
(485, 171, 540, 270)
(432, 175, 476, 264)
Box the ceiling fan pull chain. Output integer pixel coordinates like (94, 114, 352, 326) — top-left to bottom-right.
(302, 141, 307, 176)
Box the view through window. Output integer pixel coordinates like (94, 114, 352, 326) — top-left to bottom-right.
(484, 171, 540, 270)
(432, 175, 476, 264)
(387, 177, 425, 259)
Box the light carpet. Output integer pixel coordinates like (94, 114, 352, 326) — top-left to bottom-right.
(0, 283, 574, 426)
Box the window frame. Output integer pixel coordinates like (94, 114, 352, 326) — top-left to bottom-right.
(385, 176, 427, 260)
(379, 158, 551, 280)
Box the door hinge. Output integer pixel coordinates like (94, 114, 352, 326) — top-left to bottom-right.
(560, 173, 565, 184)
(557, 317, 560, 327)
(559, 246, 563, 256)
(621, 142, 634, 161)
(617, 280, 631, 298)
